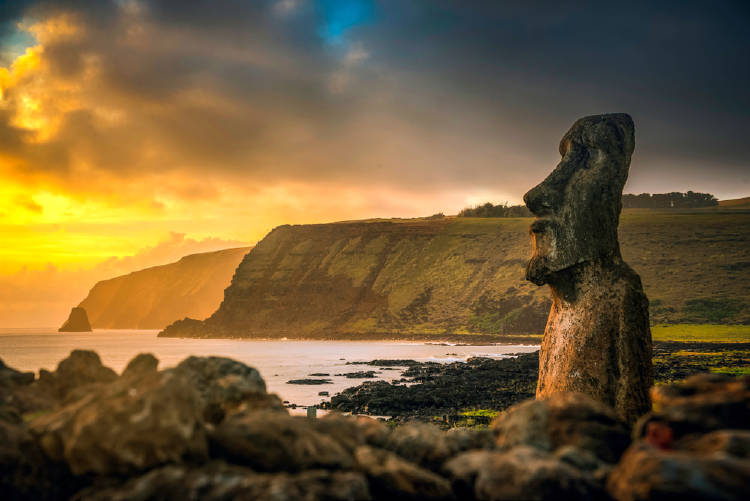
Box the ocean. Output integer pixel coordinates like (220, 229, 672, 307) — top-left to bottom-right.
(0, 328, 539, 409)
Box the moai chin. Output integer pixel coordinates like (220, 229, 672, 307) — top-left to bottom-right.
(524, 113, 653, 424)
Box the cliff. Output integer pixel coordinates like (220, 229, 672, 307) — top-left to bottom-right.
(160, 210, 750, 339)
(58, 307, 92, 332)
(78, 247, 251, 329)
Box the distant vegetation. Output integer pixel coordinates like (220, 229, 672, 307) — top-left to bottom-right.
(458, 202, 532, 217)
(622, 191, 718, 209)
(458, 192, 719, 217)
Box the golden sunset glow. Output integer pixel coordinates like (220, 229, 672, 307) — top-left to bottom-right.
(1, 1, 747, 328)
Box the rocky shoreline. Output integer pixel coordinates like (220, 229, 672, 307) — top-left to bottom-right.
(1, 348, 748, 500)
(323, 342, 750, 422)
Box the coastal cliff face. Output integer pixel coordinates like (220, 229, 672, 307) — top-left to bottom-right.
(79, 247, 250, 329)
(160, 211, 749, 338)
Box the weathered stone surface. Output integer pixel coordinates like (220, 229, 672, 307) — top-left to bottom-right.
(0, 357, 35, 389)
(311, 413, 392, 452)
(0, 418, 62, 501)
(354, 445, 454, 500)
(29, 369, 207, 475)
(58, 307, 92, 332)
(444, 446, 606, 501)
(607, 441, 750, 501)
(37, 350, 118, 402)
(492, 392, 630, 464)
(173, 355, 283, 422)
(523, 113, 652, 424)
(385, 423, 453, 470)
(641, 373, 750, 438)
(73, 462, 372, 501)
(120, 353, 159, 379)
(209, 410, 353, 472)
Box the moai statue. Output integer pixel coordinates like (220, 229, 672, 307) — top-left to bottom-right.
(524, 113, 652, 424)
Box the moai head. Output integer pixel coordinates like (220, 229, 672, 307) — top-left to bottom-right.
(524, 114, 635, 285)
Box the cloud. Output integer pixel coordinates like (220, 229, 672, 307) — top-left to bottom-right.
(0, 0, 746, 210)
(0, 231, 248, 327)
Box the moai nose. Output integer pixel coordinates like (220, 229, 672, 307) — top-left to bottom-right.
(523, 181, 555, 216)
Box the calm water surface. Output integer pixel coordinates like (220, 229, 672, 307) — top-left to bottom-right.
(0, 329, 539, 408)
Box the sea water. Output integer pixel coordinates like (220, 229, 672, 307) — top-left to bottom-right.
(0, 328, 539, 408)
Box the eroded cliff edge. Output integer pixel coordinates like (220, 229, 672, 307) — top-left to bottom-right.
(159, 212, 750, 339)
(79, 247, 251, 329)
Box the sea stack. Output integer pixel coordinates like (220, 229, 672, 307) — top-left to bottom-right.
(523, 113, 652, 424)
(59, 307, 93, 332)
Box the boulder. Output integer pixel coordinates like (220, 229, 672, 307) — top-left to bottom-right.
(384, 423, 453, 470)
(524, 113, 652, 424)
(492, 392, 630, 464)
(636, 373, 750, 440)
(120, 353, 159, 379)
(39, 350, 117, 401)
(173, 356, 283, 423)
(607, 441, 750, 501)
(209, 410, 353, 472)
(29, 369, 207, 475)
(445, 446, 606, 501)
(311, 413, 392, 452)
(72, 462, 372, 501)
(354, 445, 453, 500)
(0, 418, 63, 501)
(58, 307, 92, 332)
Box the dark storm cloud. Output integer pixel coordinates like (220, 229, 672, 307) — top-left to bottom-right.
(1, 0, 748, 201)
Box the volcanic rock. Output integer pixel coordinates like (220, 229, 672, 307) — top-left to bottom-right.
(58, 307, 92, 332)
(492, 392, 630, 464)
(73, 462, 371, 501)
(444, 446, 606, 501)
(29, 368, 207, 475)
(209, 410, 353, 472)
(523, 113, 652, 424)
(354, 445, 453, 500)
(172, 355, 282, 422)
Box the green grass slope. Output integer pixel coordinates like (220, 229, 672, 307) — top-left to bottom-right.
(160, 209, 749, 339)
(79, 247, 251, 329)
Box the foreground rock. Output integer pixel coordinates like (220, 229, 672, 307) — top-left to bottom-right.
(58, 307, 92, 332)
(2, 352, 748, 500)
(524, 113, 652, 424)
(607, 374, 750, 500)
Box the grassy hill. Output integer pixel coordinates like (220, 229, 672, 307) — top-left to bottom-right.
(78, 247, 251, 329)
(159, 209, 749, 339)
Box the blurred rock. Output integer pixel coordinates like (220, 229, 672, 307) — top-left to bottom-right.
(210, 410, 353, 472)
(354, 445, 453, 500)
(72, 462, 372, 501)
(493, 392, 630, 464)
(120, 353, 158, 379)
(638, 373, 750, 439)
(607, 441, 750, 501)
(445, 446, 606, 501)
(30, 369, 207, 475)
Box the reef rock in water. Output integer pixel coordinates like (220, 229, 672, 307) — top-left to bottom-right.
(58, 307, 92, 332)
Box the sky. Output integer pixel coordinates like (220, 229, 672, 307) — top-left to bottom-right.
(0, 0, 748, 326)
